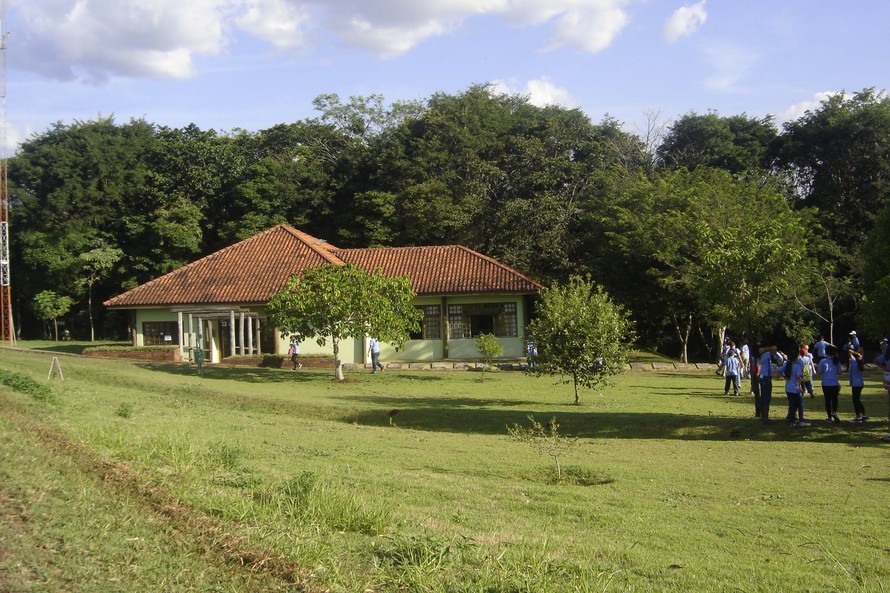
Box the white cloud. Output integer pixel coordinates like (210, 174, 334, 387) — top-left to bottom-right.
(543, 6, 630, 54)
(777, 91, 844, 125)
(235, 0, 309, 50)
(664, 1, 707, 43)
(490, 76, 579, 108)
(13, 0, 234, 82)
(8, 0, 640, 82)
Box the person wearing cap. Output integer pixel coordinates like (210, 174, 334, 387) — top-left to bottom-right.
(844, 331, 861, 371)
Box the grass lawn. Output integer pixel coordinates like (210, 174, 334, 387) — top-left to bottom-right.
(1, 347, 888, 592)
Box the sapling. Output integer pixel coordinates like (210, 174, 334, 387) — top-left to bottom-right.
(507, 415, 577, 482)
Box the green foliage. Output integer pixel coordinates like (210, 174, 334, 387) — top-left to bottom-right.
(0, 369, 55, 402)
(32, 290, 74, 341)
(528, 276, 635, 403)
(266, 264, 422, 380)
(474, 333, 503, 381)
(507, 415, 577, 482)
(114, 402, 133, 418)
(774, 88, 890, 246)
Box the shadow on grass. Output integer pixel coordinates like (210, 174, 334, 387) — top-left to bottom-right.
(131, 363, 885, 446)
(336, 394, 887, 446)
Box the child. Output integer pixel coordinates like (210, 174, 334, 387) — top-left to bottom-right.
(848, 350, 867, 422)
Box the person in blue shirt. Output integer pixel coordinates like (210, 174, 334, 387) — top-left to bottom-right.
(799, 346, 816, 398)
(817, 345, 842, 423)
(758, 344, 785, 423)
(723, 348, 742, 396)
(368, 337, 384, 373)
(848, 350, 867, 422)
(812, 335, 829, 363)
(779, 350, 809, 426)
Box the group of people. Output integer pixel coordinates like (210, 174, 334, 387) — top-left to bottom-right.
(717, 332, 890, 441)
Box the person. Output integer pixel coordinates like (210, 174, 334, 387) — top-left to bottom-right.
(368, 337, 384, 373)
(881, 337, 889, 359)
(750, 348, 761, 409)
(779, 350, 809, 426)
(843, 331, 860, 370)
(740, 340, 750, 379)
(799, 345, 816, 398)
(526, 340, 538, 371)
(193, 338, 205, 377)
(813, 335, 830, 364)
(873, 349, 890, 442)
(757, 344, 785, 423)
(817, 345, 842, 423)
(723, 347, 742, 396)
(288, 339, 302, 370)
(848, 350, 867, 423)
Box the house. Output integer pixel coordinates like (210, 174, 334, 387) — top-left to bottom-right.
(103, 225, 543, 365)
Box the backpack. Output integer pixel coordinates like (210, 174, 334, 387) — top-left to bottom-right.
(801, 358, 811, 381)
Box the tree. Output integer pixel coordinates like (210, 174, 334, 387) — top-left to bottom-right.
(33, 291, 74, 341)
(772, 88, 890, 247)
(77, 245, 124, 341)
(528, 277, 635, 404)
(265, 264, 422, 381)
(657, 111, 777, 174)
(474, 333, 503, 381)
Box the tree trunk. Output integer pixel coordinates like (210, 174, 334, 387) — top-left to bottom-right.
(573, 371, 580, 404)
(715, 325, 727, 363)
(88, 288, 95, 342)
(333, 337, 344, 381)
(674, 313, 692, 363)
(52, 318, 59, 342)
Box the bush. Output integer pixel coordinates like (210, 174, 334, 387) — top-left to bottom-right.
(0, 369, 56, 403)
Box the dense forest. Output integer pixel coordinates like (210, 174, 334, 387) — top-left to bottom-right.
(9, 84, 890, 359)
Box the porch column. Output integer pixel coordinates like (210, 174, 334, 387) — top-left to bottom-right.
(255, 318, 262, 355)
(239, 311, 246, 355)
(177, 311, 184, 361)
(189, 314, 195, 361)
(229, 310, 236, 358)
(247, 316, 254, 355)
(206, 319, 216, 363)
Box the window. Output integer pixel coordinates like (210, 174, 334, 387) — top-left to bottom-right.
(448, 303, 517, 339)
(410, 305, 441, 340)
(143, 321, 179, 346)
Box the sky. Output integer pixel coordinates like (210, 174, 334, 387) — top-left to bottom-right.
(3, 0, 890, 154)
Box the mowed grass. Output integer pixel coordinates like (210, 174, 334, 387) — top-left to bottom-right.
(1, 347, 888, 593)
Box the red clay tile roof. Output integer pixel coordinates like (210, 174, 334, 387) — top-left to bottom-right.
(335, 245, 542, 295)
(104, 225, 542, 308)
(104, 225, 344, 308)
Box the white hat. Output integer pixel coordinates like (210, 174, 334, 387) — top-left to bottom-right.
(850, 330, 857, 335)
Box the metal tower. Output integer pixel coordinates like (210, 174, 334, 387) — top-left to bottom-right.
(0, 0, 13, 345)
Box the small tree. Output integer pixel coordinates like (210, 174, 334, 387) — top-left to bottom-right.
(77, 245, 123, 341)
(528, 276, 635, 404)
(266, 264, 422, 381)
(474, 332, 502, 381)
(33, 290, 74, 341)
(507, 416, 577, 482)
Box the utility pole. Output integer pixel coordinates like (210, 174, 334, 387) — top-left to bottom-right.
(0, 0, 14, 345)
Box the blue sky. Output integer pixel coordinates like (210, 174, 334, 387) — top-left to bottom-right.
(4, 0, 889, 153)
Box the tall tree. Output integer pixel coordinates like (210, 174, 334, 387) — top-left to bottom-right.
(772, 88, 890, 247)
(657, 111, 777, 174)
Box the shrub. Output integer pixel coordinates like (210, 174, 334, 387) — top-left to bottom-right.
(0, 369, 56, 403)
